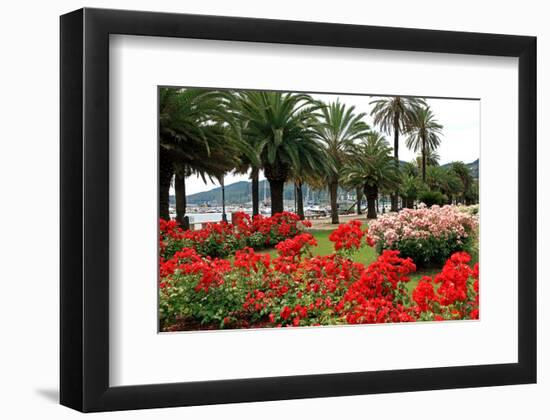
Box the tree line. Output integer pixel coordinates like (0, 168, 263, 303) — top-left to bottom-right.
(159, 88, 478, 227)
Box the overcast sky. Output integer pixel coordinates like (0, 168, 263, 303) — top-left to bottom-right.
(176, 94, 480, 196)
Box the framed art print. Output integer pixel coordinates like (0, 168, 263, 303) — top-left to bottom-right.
(60, 8, 536, 412)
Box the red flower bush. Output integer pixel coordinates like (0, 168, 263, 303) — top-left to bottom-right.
(329, 220, 364, 251)
(328, 220, 375, 257)
(233, 247, 271, 272)
(158, 247, 239, 328)
(410, 251, 479, 321)
(160, 212, 310, 259)
(411, 277, 436, 312)
(275, 233, 317, 259)
(336, 251, 417, 324)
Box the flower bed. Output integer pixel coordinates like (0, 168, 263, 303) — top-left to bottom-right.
(160, 211, 311, 259)
(159, 219, 479, 331)
(367, 205, 478, 267)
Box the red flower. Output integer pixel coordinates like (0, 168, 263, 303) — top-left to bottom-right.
(329, 220, 366, 251)
(275, 233, 317, 259)
(280, 306, 291, 320)
(412, 277, 436, 312)
(410, 251, 479, 320)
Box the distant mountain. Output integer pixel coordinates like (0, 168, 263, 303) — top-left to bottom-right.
(467, 159, 479, 178)
(184, 181, 252, 205)
(170, 159, 479, 206)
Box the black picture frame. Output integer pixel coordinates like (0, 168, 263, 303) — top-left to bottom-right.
(60, 7, 537, 412)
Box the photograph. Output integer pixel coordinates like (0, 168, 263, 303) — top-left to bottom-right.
(158, 88, 480, 332)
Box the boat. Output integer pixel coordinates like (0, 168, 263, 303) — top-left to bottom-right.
(305, 205, 328, 217)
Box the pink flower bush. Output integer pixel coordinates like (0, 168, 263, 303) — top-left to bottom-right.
(368, 205, 478, 266)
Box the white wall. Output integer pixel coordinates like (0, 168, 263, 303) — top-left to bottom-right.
(0, 0, 546, 418)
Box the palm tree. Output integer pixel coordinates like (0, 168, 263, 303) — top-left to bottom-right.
(315, 100, 371, 224)
(370, 96, 426, 211)
(355, 187, 363, 215)
(402, 161, 419, 178)
(465, 179, 479, 205)
(341, 132, 400, 219)
(415, 149, 440, 169)
(400, 174, 421, 209)
(405, 106, 443, 183)
(250, 167, 260, 216)
(236, 91, 324, 215)
(159, 88, 240, 224)
(339, 171, 364, 215)
(233, 154, 262, 216)
(425, 166, 462, 203)
(228, 98, 264, 216)
(450, 161, 474, 204)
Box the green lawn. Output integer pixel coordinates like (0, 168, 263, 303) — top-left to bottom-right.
(259, 229, 377, 264)
(259, 228, 478, 295)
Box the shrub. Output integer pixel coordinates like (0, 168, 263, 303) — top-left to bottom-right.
(411, 252, 479, 321)
(336, 250, 417, 323)
(159, 247, 254, 329)
(367, 205, 478, 267)
(159, 211, 311, 259)
(328, 220, 375, 258)
(236, 211, 312, 248)
(181, 221, 243, 258)
(418, 190, 447, 207)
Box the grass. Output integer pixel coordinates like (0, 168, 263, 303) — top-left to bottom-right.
(259, 228, 479, 295)
(258, 229, 376, 263)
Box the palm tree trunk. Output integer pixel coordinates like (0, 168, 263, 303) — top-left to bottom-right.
(329, 181, 339, 224)
(364, 184, 379, 219)
(356, 186, 363, 215)
(269, 179, 285, 215)
(221, 177, 227, 222)
(251, 167, 259, 216)
(264, 163, 289, 216)
(392, 114, 400, 212)
(159, 147, 173, 220)
(175, 172, 189, 229)
(296, 181, 304, 219)
(421, 135, 427, 183)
